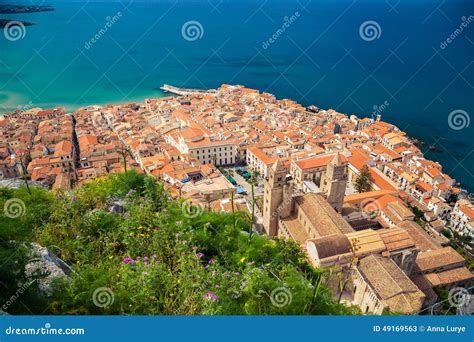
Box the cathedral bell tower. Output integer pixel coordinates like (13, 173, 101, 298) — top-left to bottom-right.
(262, 159, 292, 237)
(320, 153, 347, 213)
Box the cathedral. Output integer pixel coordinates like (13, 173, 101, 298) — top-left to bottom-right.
(262, 153, 350, 240)
(261, 154, 426, 315)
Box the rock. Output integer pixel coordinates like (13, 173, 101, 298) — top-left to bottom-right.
(25, 243, 70, 296)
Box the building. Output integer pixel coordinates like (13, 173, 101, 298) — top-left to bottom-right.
(352, 254, 425, 314)
(290, 152, 347, 191)
(450, 199, 474, 242)
(320, 153, 347, 213)
(166, 127, 237, 166)
(262, 160, 293, 236)
(306, 227, 419, 274)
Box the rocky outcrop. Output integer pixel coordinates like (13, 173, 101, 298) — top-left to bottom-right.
(25, 243, 70, 296)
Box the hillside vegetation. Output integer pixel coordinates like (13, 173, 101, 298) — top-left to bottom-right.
(0, 171, 358, 315)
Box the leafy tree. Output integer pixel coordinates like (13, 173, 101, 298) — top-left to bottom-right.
(354, 165, 371, 193)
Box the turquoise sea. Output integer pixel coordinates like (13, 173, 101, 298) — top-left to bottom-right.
(0, 0, 473, 191)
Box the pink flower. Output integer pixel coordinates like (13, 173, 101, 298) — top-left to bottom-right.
(204, 291, 219, 302)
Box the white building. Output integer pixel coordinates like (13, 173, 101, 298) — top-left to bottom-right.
(166, 127, 236, 166)
(450, 199, 474, 242)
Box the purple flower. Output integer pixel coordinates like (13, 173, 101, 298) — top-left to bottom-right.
(122, 257, 135, 264)
(71, 196, 77, 203)
(143, 257, 149, 263)
(208, 258, 216, 265)
(224, 272, 230, 278)
(234, 272, 240, 276)
(204, 291, 219, 302)
(196, 252, 204, 259)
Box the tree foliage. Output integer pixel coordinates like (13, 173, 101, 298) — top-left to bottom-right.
(354, 165, 371, 193)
